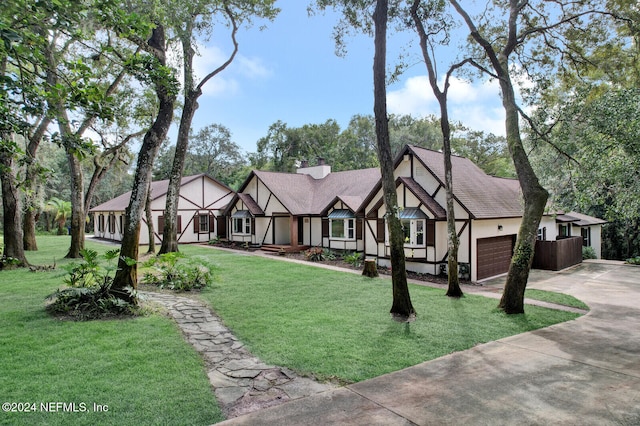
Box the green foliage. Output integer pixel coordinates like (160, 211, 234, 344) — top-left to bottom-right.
(322, 248, 337, 260)
(626, 256, 640, 265)
(46, 249, 137, 320)
(582, 246, 597, 260)
(344, 251, 363, 267)
(304, 247, 325, 262)
(142, 253, 216, 291)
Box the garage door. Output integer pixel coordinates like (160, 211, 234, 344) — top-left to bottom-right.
(477, 235, 515, 280)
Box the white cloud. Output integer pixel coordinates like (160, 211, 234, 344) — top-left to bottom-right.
(387, 74, 506, 136)
(191, 46, 272, 97)
(236, 55, 272, 79)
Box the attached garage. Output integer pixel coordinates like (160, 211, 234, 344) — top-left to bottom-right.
(476, 235, 515, 280)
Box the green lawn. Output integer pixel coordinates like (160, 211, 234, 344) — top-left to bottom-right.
(0, 237, 223, 426)
(179, 245, 583, 384)
(1, 236, 584, 425)
(525, 288, 589, 310)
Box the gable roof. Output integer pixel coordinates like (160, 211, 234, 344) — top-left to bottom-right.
(89, 174, 232, 212)
(237, 193, 265, 216)
(556, 211, 607, 226)
(233, 168, 381, 216)
(404, 145, 523, 219)
(398, 177, 447, 220)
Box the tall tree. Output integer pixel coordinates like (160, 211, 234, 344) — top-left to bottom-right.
(36, 3, 141, 258)
(159, 0, 278, 254)
(111, 22, 178, 300)
(185, 124, 244, 182)
(409, 0, 466, 297)
(450, 0, 548, 314)
(373, 0, 415, 320)
(528, 0, 640, 260)
(1, 0, 56, 259)
(314, 0, 415, 320)
(0, 135, 28, 268)
(449, 0, 621, 313)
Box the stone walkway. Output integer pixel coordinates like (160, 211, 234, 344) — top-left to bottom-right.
(141, 291, 337, 418)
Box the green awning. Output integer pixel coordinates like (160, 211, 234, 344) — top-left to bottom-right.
(327, 209, 355, 219)
(398, 208, 428, 219)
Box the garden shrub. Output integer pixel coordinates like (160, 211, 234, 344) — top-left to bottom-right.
(582, 246, 597, 260)
(626, 256, 640, 265)
(344, 251, 363, 267)
(46, 249, 138, 320)
(304, 247, 325, 262)
(322, 248, 336, 260)
(142, 253, 216, 291)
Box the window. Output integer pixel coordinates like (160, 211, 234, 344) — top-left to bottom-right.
(400, 219, 426, 247)
(159, 215, 182, 234)
(232, 210, 252, 235)
(330, 218, 355, 240)
(327, 209, 356, 240)
(396, 207, 428, 247)
(233, 218, 251, 235)
(199, 214, 209, 233)
(559, 224, 570, 238)
(108, 214, 116, 233)
(581, 227, 591, 246)
(98, 214, 105, 232)
(537, 227, 547, 241)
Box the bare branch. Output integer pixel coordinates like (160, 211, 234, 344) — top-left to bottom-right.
(196, 3, 239, 92)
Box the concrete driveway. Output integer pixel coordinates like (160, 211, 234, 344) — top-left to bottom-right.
(218, 261, 640, 425)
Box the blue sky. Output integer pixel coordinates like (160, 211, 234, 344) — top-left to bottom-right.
(186, 0, 506, 154)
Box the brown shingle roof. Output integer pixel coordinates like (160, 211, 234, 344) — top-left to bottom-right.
(237, 193, 265, 216)
(398, 177, 447, 220)
(407, 145, 523, 219)
(556, 211, 607, 226)
(89, 174, 229, 212)
(251, 168, 381, 216)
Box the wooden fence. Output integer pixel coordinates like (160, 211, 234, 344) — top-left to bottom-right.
(533, 236, 583, 271)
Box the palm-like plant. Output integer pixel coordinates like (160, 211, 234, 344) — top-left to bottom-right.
(45, 197, 72, 235)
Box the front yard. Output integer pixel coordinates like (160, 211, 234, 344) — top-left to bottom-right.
(0, 236, 583, 424)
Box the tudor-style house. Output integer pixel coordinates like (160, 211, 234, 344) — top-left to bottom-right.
(223, 158, 381, 252)
(92, 145, 605, 281)
(225, 145, 605, 281)
(90, 174, 234, 245)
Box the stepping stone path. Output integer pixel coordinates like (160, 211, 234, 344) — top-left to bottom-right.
(142, 292, 337, 418)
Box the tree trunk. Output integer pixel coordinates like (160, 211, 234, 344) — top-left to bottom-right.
(497, 71, 548, 314)
(22, 94, 52, 251)
(450, 0, 548, 313)
(443, 127, 462, 298)
(23, 210, 38, 251)
(145, 182, 156, 254)
(0, 136, 29, 268)
(112, 25, 176, 302)
(362, 259, 379, 277)
(159, 26, 201, 255)
(374, 0, 415, 322)
(159, 90, 198, 254)
(410, 0, 463, 298)
(65, 153, 85, 258)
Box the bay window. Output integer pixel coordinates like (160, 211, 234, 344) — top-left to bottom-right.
(328, 209, 356, 240)
(232, 210, 252, 235)
(387, 207, 430, 247)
